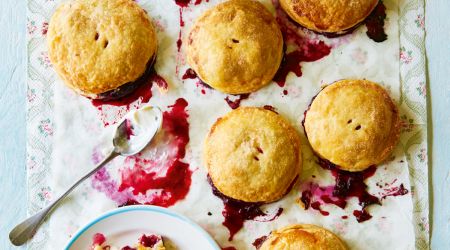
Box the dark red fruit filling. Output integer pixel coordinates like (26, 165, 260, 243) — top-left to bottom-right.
(207, 176, 283, 241)
(263, 105, 278, 114)
(365, 1, 388, 42)
(252, 235, 268, 249)
(95, 57, 156, 101)
(221, 247, 237, 250)
(224, 94, 250, 110)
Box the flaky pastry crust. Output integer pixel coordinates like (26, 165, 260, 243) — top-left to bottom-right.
(279, 0, 379, 33)
(47, 0, 158, 97)
(186, 0, 283, 94)
(260, 224, 347, 250)
(304, 79, 401, 172)
(204, 107, 302, 203)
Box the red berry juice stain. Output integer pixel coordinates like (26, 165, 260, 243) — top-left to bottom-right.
(91, 99, 193, 208)
(182, 68, 212, 90)
(300, 158, 380, 222)
(300, 94, 408, 222)
(300, 158, 409, 223)
(175, 0, 209, 52)
(271, 0, 331, 87)
(91, 67, 167, 109)
(263, 105, 278, 114)
(283, 89, 288, 95)
(208, 176, 283, 241)
(273, 43, 331, 87)
(119, 158, 192, 207)
(119, 99, 191, 207)
(124, 119, 134, 139)
(42, 22, 48, 35)
(91, 64, 168, 127)
(224, 94, 250, 110)
(183, 69, 248, 108)
(252, 235, 268, 249)
(182, 68, 212, 95)
(365, 1, 388, 43)
(182, 68, 198, 80)
(221, 247, 237, 250)
(381, 184, 409, 199)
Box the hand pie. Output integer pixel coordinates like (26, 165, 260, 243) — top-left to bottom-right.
(279, 0, 379, 34)
(47, 0, 158, 100)
(260, 224, 347, 250)
(304, 79, 401, 172)
(204, 107, 301, 202)
(186, 0, 283, 94)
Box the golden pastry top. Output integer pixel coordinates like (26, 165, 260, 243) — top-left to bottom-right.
(279, 0, 379, 33)
(47, 0, 158, 97)
(260, 224, 347, 250)
(186, 0, 283, 94)
(204, 107, 302, 203)
(304, 79, 401, 172)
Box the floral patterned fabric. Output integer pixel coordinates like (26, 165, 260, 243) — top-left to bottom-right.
(26, 0, 428, 249)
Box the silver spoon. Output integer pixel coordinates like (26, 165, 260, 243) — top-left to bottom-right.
(9, 105, 163, 246)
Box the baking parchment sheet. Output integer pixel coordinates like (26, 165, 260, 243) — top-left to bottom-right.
(28, 0, 419, 249)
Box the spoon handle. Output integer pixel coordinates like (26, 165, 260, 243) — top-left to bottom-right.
(9, 150, 119, 246)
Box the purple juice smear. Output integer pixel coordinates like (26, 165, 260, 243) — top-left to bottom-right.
(208, 176, 283, 241)
(365, 1, 388, 42)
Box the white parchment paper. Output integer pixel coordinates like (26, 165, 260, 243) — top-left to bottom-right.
(48, 0, 414, 249)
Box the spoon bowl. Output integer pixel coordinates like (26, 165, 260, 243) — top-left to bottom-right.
(113, 105, 163, 156)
